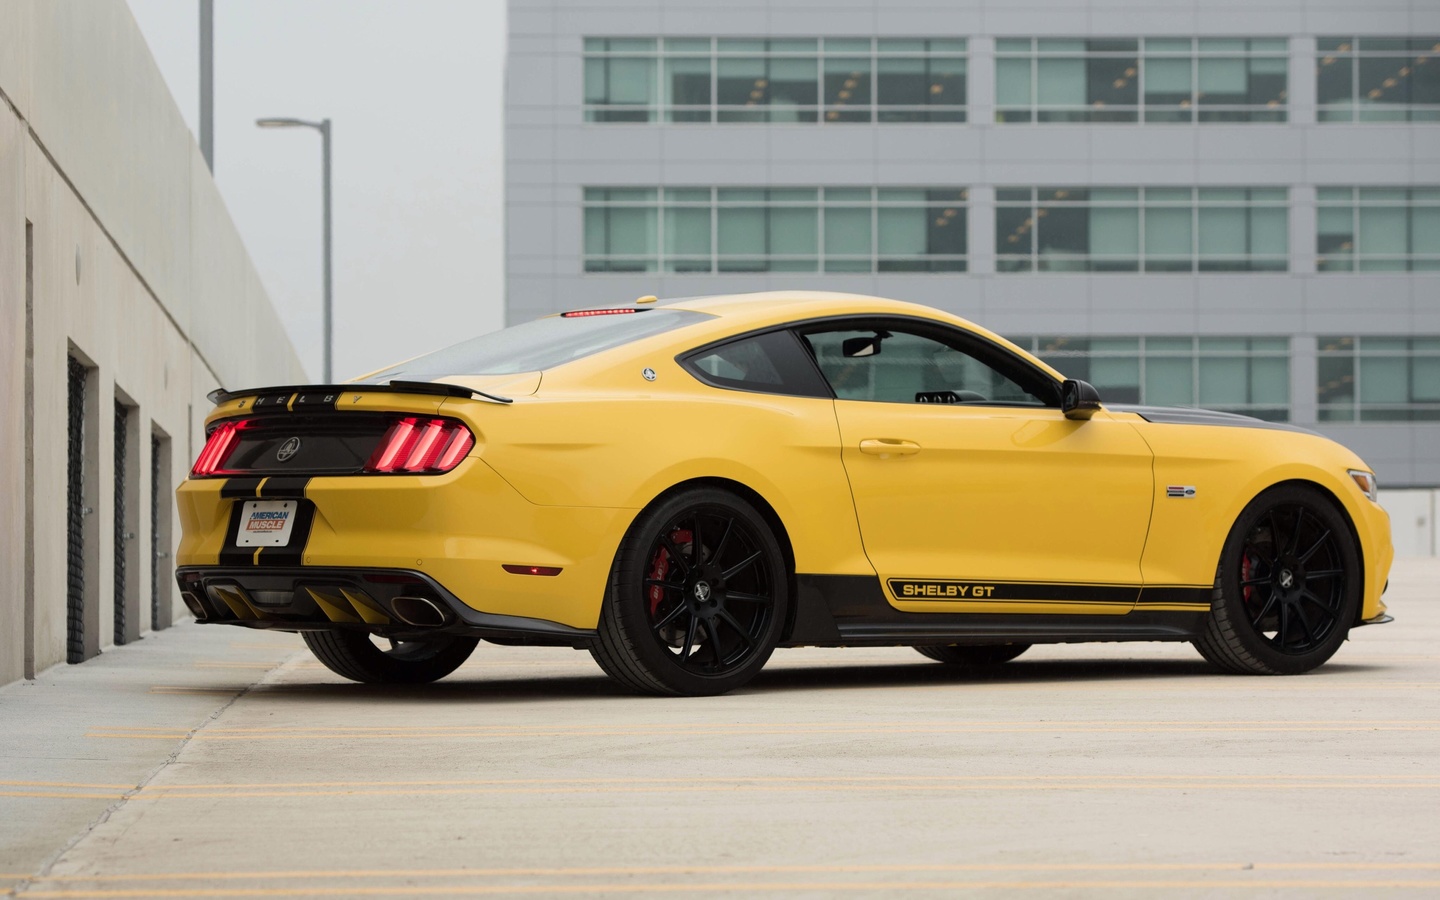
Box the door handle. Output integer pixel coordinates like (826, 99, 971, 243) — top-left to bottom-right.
(859, 439, 921, 458)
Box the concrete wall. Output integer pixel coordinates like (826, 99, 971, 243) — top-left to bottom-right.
(506, 0, 1440, 487)
(0, 1, 306, 686)
(1384, 489, 1438, 558)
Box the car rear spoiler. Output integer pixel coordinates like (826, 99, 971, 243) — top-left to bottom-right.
(207, 380, 513, 405)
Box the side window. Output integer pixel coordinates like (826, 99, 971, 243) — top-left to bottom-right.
(801, 325, 1054, 406)
(681, 329, 832, 398)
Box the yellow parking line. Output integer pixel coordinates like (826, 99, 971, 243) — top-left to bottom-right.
(0, 791, 126, 800)
(19, 877, 1440, 897)
(0, 780, 132, 789)
(136, 773, 1440, 789)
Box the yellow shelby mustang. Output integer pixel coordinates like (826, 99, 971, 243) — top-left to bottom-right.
(175, 292, 1392, 696)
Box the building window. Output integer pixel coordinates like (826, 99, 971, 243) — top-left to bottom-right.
(583, 187, 967, 273)
(1317, 187, 1440, 272)
(583, 38, 966, 123)
(1318, 336, 1440, 422)
(1317, 37, 1440, 122)
(995, 187, 1288, 273)
(995, 38, 1287, 123)
(1013, 336, 1291, 421)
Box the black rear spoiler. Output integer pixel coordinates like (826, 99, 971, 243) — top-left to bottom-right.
(207, 380, 512, 405)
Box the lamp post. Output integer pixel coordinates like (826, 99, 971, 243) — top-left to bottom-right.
(256, 117, 333, 382)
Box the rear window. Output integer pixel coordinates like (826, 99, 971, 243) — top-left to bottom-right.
(360, 309, 714, 381)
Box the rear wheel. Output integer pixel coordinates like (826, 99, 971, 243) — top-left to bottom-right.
(589, 488, 789, 696)
(302, 630, 478, 684)
(1193, 484, 1361, 675)
(914, 643, 1030, 666)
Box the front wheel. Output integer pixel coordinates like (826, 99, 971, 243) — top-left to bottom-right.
(1193, 484, 1362, 675)
(302, 630, 478, 684)
(589, 488, 790, 696)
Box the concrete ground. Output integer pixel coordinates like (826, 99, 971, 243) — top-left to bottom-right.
(2, 561, 1437, 899)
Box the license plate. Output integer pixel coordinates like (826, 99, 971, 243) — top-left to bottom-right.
(236, 500, 298, 547)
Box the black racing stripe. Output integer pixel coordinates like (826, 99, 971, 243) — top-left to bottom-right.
(259, 476, 312, 499)
(257, 501, 315, 567)
(219, 477, 264, 499)
(217, 501, 255, 566)
(887, 579, 1139, 604)
(1136, 586, 1214, 606)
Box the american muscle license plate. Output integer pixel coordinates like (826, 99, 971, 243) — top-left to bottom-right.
(236, 500, 298, 547)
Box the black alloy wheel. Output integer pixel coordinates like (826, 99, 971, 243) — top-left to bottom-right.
(590, 487, 789, 696)
(1194, 484, 1361, 675)
(914, 643, 1031, 666)
(303, 630, 478, 684)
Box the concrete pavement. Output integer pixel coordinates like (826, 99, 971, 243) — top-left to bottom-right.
(3, 560, 1438, 898)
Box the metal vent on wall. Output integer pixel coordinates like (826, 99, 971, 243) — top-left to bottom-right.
(66, 356, 86, 664)
(114, 400, 129, 645)
(151, 433, 162, 631)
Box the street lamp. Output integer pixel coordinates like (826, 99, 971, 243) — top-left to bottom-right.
(256, 117, 333, 382)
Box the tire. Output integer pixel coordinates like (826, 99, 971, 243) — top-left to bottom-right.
(1193, 484, 1362, 675)
(302, 630, 478, 684)
(589, 487, 790, 696)
(914, 643, 1030, 666)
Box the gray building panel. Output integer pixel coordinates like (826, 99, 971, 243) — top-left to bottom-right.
(506, 0, 1440, 485)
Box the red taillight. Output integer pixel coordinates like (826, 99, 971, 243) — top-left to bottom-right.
(191, 420, 245, 476)
(365, 417, 474, 474)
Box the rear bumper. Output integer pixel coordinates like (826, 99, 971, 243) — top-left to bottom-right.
(176, 566, 595, 646)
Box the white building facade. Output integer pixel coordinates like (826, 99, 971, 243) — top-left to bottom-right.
(0, 2, 306, 686)
(507, 0, 1440, 495)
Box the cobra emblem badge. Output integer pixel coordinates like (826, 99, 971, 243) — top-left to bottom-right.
(693, 582, 712, 603)
(642, 367, 657, 382)
(1279, 570, 1295, 590)
(276, 437, 302, 463)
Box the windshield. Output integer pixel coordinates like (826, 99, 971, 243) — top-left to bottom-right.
(361, 309, 714, 381)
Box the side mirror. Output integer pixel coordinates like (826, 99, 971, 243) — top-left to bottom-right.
(1061, 379, 1102, 420)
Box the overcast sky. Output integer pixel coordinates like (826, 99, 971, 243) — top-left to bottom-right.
(127, 0, 507, 382)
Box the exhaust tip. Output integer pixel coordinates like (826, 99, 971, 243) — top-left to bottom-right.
(390, 595, 448, 627)
(181, 591, 208, 620)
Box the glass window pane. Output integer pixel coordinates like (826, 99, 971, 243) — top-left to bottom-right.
(1089, 204, 1139, 268)
(1249, 207, 1289, 258)
(664, 205, 710, 256)
(1249, 357, 1290, 405)
(825, 206, 871, 257)
(1146, 38, 1192, 53)
(1091, 355, 1141, 404)
(769, 205, 819, 257)
(1199, 356, 1249, 405)
(1146, 357, 1194, 406)
(1360, 356, 1408, 403)
(996, 39, 1032, 53)
(1037, 57, 1086, 105)
(825, 38, 871, 53)
(877, 206, 927, 255)
(877, 56, 926, 106)
(664, 38, 710, 53)
(996, 57, 1033, 107)
(608, 57, 657, 105)
(1414, 356, 1440, 401)
(1197, 206, 1247, 257)
(717, 57, 765, 107)
(607, 206, 657, 256)
(717, 205, 765, 256)
(770, 56, 820, 112)
(665, 57, 711, 115)
(1358, 204, 1408, 255)
(825, 57, 872, 119)
(1413, 206, 1440, 257)
(1145, 205, 1193, 269)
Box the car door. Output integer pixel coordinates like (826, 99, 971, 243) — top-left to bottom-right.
(799, 318, 1155, 615)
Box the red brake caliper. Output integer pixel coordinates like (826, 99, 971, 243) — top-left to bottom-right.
(648, 529, 692, 615)
(1241, 553, 1255, 606)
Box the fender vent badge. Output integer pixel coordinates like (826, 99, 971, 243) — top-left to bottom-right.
(1166, 485, 1197, 498)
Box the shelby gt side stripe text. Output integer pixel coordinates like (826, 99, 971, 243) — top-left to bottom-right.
(887, 579, 1212, 609)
